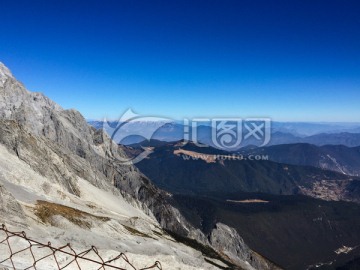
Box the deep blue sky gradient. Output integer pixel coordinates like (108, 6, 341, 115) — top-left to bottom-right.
(1, 0, 359, 121)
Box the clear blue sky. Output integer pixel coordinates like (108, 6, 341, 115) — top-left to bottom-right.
(1, 0, 359, 121)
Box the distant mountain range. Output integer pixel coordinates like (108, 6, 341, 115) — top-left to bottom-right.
(240, 143, 360, 176)
(89, 120, 360, 147)
(271, 122, 360, 136)
(130, 140, 360, 203)
(127, 140, 360, 269)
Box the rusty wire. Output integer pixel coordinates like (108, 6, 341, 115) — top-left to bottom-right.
(0, 224, 162, 270)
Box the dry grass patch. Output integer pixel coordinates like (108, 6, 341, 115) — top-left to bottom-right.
(122, 225, 154, 239)
(34, 200, 110, 228)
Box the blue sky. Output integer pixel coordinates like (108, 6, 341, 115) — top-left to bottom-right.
(1, 0, 359, 121)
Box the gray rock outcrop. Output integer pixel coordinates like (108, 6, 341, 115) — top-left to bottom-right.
(0, 184, 26, 226)
(0, 62, 204, 241)
(210, 223, 280, 270)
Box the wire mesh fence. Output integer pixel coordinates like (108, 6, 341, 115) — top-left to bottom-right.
(0, 224, 162, 270)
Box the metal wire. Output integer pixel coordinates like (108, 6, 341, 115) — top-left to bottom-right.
(0, 224, 162, 270)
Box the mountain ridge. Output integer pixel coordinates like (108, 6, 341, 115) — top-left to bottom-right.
(132, 140, 360, 203)
(89, 120, 360, 147)
(240, 143, 360, 176)
(0, 62, 276, 270)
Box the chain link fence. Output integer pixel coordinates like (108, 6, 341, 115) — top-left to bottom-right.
(0, 224, 162, 270)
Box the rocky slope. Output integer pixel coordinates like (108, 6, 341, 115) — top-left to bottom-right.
(0, 62, 277, 269)
(0, 62, 214, 233)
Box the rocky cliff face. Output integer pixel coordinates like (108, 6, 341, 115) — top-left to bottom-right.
(0, 63, 277, 270)
(0, 62, 205, 239)
(210, 223, 281, 270)
(0, 183, 26, 225)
